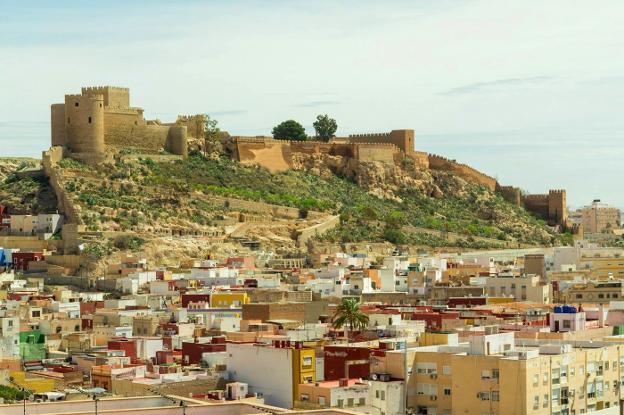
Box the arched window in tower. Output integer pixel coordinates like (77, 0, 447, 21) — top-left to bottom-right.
(75, 102, 79, 107)
(88, 117, 92, 124)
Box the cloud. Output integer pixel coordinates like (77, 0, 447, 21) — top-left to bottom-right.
(441, 76, 554, 96)
(295, 100, 340, 108)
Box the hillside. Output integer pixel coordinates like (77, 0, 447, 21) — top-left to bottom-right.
(41, 152, 558, 250)
(0, 158, 58, 214)
(0, 150, 561, 251)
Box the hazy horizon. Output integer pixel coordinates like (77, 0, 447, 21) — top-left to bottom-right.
(2, 0, 623, 208)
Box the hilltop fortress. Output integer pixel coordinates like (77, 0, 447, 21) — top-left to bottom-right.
(46, 86, 571, 230)
(50, 86, 205, 164)
(229, 132, 570, 229)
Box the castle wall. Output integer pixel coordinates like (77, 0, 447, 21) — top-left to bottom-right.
(51, 104, 67, 147)
(42, 147, 82, 226)
(497, 185, 522, 206)
(234, 137, 293, 172)
(347, 129, 414, 154)
(174, 115, 206, 139)
(82, 86, 129, 108)
(428, 154, 497, 191)
(354, 143, 397, 163)
(522, 194, 550, 220)
(297, 215, 340, 248)
(409, 151, 430, 169)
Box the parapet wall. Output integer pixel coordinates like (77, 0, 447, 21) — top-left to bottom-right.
(428, 154, 497, 191)
(497, 185, 522, 206)
(232, 136, 408, 172)
(42, 147, 82, 225)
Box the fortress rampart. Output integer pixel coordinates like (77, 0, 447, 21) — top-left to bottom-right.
(428, 154, 498, 191)
(50, 86, 203, 165)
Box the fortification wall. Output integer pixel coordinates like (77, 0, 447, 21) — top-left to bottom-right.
(297, 215, 340, 248)
(234, 137, 293, 172)
(173, 115, 206, 139)
(104, 123, 187, 155)
(354, 143, 398, 163)
(50, 104, 67, 147)
(522, 194, 549, 219)
(408, 151, 430, 169)
(82, 86, 130, 108)
(348, 129, 414, 154)
(497, 185, 522, 206)
(215, 196, 301, 219)
(42, 147, 82, 226)
(428, 154, 497, 191)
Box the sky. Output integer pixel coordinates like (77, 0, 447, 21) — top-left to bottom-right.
(1, 0, 623, 208)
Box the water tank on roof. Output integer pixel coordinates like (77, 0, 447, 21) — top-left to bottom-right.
(562, 306, 572, 313)
(554, 306, 563, 314)
(569, 306, 577, 313)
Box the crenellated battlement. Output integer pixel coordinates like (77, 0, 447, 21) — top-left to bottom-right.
(65, 93, 103, 100)
(82, 86, 129, 93)
(349, 132, 390, 138)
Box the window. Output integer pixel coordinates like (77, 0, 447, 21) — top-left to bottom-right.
(443, 365, 451, 375)
(444, 388, 451, 396)
(318, 396, 325, 406)
(478, 392, 490, 401)
(533, 374, 539, 386)
(380, 391, 385, 401)
(8, 320, 13, 327)
(358, 397, 365, 406)
(533, 395, 539, 409)
(543, 394, 549, 407)
(302, 357, 313, 367)
(75, 102, 79, 107)
(88, 117, 92, 124)
(491, 391, 499, 402)
(67, 117, 70, 124)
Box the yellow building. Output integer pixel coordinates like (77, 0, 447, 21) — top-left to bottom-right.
(292, 347, 316, 404)
(583, 256, 624, 279)
(210, 291, 250, 308)
(371, 333, 624, 415)
(562, 280, 624, 305)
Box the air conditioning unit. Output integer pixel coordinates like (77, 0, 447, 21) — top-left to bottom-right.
(430, 395, 437, 401)
(378, 373, 391, 382)
(430, 374, 437, 379)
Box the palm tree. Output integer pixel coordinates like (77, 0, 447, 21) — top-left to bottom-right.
(332, 298, 369, 340)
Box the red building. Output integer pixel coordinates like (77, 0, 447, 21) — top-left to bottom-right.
(12, 252, 44, 271)
(182, 337, 226, 365)
(181, 293, 211, 308)
(108, 338, 137, 363)
(324, 346, 371, 381)
(412, 311, 460, 331)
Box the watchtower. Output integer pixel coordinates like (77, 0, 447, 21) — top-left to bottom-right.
(63, 93, 105, 162)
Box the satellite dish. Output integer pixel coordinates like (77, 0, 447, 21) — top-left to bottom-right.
(371, 373, 378, 381)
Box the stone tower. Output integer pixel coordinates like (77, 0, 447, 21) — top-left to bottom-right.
(548, 189, 568, 225)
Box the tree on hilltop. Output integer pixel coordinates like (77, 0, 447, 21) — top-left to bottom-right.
(272, 120, 307, 141)
(204, 115, 221, 157)
(313, 114, 337, 142)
